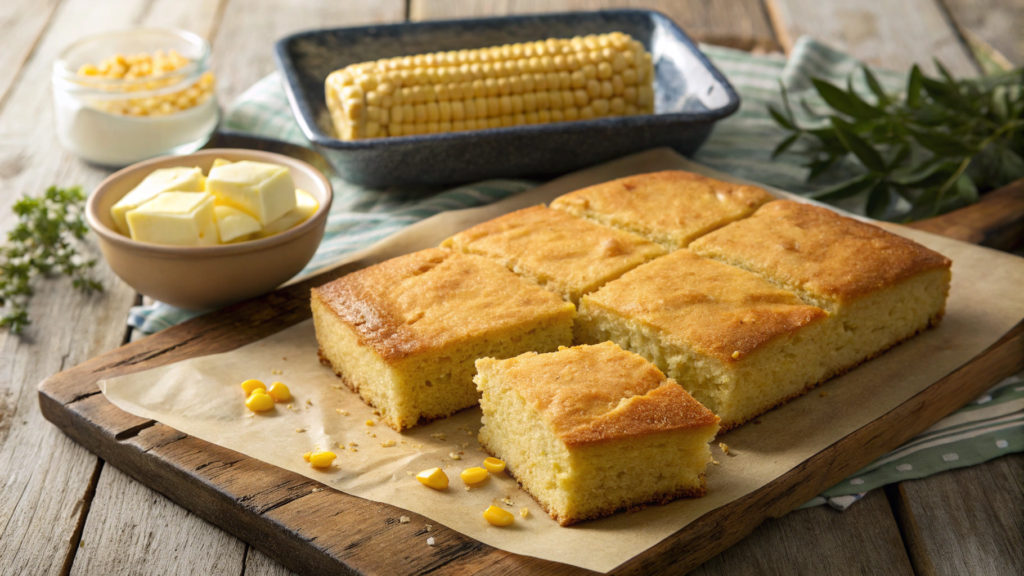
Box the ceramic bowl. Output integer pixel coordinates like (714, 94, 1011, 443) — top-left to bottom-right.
(275, 9, 740, 188)
(87, 148, 332, 310)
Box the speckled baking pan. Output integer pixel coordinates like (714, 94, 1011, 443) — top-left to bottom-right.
(274, 10, 740, 188)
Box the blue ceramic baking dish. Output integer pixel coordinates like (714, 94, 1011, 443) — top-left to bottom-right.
(274, 10, 739, 188)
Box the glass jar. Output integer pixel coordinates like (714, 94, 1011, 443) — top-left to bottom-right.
(52, 28, 219, 167)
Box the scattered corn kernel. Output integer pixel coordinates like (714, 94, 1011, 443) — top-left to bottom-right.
(483, 457, 506, 474)
(245, 392, 274, 412)
(460, 467, 488, 484)
(520, 507, 529, 518)
(241, 379, 265, 396)
(267, 382, 291, 402)
(483, 505, 515, 527)
(416, 467, 449, 490)
(366, 420, 375, 426)
(309, 451, 337, 468)
(303, 452, 312, 462)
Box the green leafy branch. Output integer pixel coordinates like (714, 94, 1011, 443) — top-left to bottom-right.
(0, 186, 103, 334)
(769, 63, 1024, 221)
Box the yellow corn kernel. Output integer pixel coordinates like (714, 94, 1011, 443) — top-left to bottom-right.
(303, 452, 312, 462)
(416, 467, 449, 490)
(483, 505, 514, 527)
(460, 467, 488, 484)
(241, 379, 265, 396)
(366, 419, 375, 426)
(483, 457, 506, 473)
(267, 382, 291, 402)
(309, 451, 337, 468)
(246, 392, 274, 412)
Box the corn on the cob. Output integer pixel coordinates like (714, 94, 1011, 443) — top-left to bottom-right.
(325, 32, 655, 140)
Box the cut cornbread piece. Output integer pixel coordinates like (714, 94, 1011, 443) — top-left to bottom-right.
(550, 170, 774, 251)
(441, 206, 665, 304)
(575, 250, 837, 430)
(476, 342, 720, 526)
(311, 248, 575, 430)
(689, 200, 952, 370)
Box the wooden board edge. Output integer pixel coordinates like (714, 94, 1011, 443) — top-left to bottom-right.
(37, 320, 1023, 575)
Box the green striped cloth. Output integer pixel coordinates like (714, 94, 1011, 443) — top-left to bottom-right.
(126, 36, 1023, 510)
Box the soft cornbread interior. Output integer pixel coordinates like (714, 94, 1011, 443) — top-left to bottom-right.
(574, 250, 839, 430)
(549, 170, 774, 251)
(475, 343, 720, 526)
(690, 200, 952, 371)
(311, 249, 575, 430)
(440, 205, 666, 304)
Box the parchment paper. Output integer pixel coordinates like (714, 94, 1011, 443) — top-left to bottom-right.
(100, 149, 1024, 573)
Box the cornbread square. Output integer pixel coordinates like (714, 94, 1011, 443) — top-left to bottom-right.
(689, 200, 952, 370)
(441, 206, 666, 304)
(311, 248, 575, 430)
(550, 171, 774, 251)
(476, 342, 720, 526)
(575, 250, 838, 430)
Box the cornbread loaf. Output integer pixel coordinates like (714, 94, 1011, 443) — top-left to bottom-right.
(441, 205, 665, 304)
(690, 200, 952, 371)
(325, 32, 655, 140)
(311, 248, 575, 430)
(575, 250, 842, 430)
(550, 170, 774, 250)
(476, 342, 720, 526)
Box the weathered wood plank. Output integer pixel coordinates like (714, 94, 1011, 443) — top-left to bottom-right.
(890, 453, 1024, 576)
(0, 0, 61, 107)
(409, 0, 780, 52)
(0, 0, 235, 574)
(211, 0, 407, 103)
(691, 490, 913, 575)
(764, 0, 979, 75)
(70, 465, 247, 576)
(941, 0, 1024, 67)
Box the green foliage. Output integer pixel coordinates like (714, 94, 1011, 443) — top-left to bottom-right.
(769, 64, 1024, 221)
(0, 186, 102, 334)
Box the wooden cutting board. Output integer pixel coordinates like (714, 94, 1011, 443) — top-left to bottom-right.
(37, 140, 1024, 574)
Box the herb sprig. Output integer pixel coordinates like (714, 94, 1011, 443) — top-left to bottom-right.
(770, 64, 1024, 221)
(0, 186, 102, 334)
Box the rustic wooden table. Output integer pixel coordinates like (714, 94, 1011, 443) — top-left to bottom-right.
(1, 1, 1021, 575)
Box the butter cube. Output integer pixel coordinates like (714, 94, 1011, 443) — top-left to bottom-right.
(207, 161, 297, 225)
(211, 158, 232, 170)
(111, 167, 206, 234)
(256, 189, 320, 238)
(126, 192, 219, 247)
(214, 205, 262, 243)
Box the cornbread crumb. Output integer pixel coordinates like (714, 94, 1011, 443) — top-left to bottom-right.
(520, 507, 529, 518)
(381, 440, 396, 447)
(712, 459, 720, 466)
(295, 428, 306, 433)
(502, 497, 514, 506)
(426, 537, 435, 546)
(311, 488, 323, 493)
(426, 524, 432, 531)
(348, 442, 357, 446)
(719, 443, 731, 456)
(336, 409, 348, 415)
(399, 516, 410, 524)
(449, 452, 461, 460)
(305, 399, 313, 406)
(431, 433, 447, 441)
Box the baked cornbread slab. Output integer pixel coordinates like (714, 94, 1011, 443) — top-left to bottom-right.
(550, 170, 774, 250)
(311, 248, 575, 430)
(575, 250, 840, 430)
(476, 342, 720, 526)
(440, 205, 666, 304)
(690, 200, 952, 371)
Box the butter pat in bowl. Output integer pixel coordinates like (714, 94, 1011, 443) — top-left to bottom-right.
(87, 149, 332, 310)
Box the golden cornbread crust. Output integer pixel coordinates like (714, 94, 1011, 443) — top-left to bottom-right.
(690, 200, 952, 304)
(311, 248, 574, 361)
(480, 440, 708, 526)
(441, 205, 666, 303)
(550, 170, 774, 250)
(581, 250, 828, 362)
(486, 342, 719, 445)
